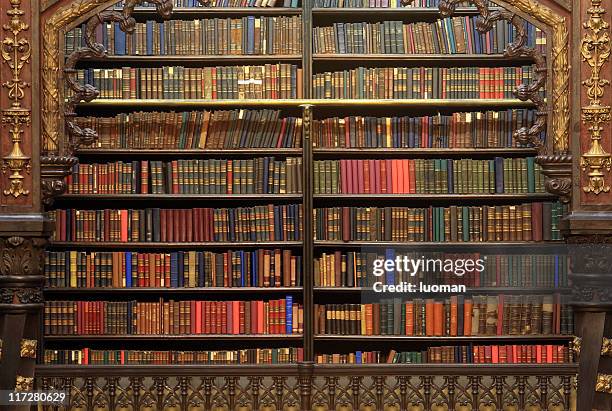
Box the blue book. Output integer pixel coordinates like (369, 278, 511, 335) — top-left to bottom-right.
(177, 252, 184, 287)
(286, 296, 293, 334)
(114, 23, 126, 55)
(146, 21, 153, 55)
(252, 251, 258, 286)
(385, 248, 395, 285)
(247, 16, 255, 54)
(126, 252, 132, 288)
(356, 351, 362, 364)
(170, 253, 178, 288)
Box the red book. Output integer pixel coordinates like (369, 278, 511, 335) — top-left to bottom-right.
(369, 160, 377, 194)
(193, 209, 200, 242)
(391, 160, 399, 194)
(385, 159, 393, 194)
(380, 160, 387, 193)
(464, 299, 473, 336)
(257, 301, 265, 334)
(363, 160, 370, 194)
(186, 210, 193, 242)
(536, 345, 542, 363)
(342, 207, 351, 242)
(433, 300, 443, 336)
(532, 202, 543, 241)
(357, 160, 365, 194)
(232, 301, 240, 334)
(160, 210, 167, 242)
(405, 302, 414, 335)
(344, 117, 351, 147)
(408, 160, 416, 193)
(141, 160, 149, 194)
(492, 345, 499, 363)
(340, 160, 348, 194)
(171, 160, 179, 194)
(120, 210, 128, 242)
(425, 299, 435, 336)
(450, 295, 458, 336)
(374, 159, 381, 194)
(497, 294, 504, 335)
(250, 301, 257, 334)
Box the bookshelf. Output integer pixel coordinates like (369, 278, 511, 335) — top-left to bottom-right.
(44, 0, 575, 372)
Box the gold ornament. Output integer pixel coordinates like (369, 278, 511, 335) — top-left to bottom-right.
(19, 339, 36, 358)
(580, 0, 612, 194)
(1, 0, 31, 198)
(595, 374, 612, 394)
(15, 376, 33, 391)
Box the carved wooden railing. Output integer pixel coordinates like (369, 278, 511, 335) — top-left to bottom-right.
(37, 364, 577, 411)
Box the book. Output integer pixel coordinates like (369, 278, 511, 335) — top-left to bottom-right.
(313, 17, 541, 55)
(44, 297, 303, 335)
(313, 158, 544, 194)
(312, 66, 535, 99)
(45, 347, 304, 365)
(51, 204, 303, 242)
(312, 110, 542, 149)
(313, 203, 564, 242)
(67, 157, 303, 194)
(77, 110, 303, 150)
(71, 64, 303, 99)
(314, 295, 572, 336)
(45, 249, 302, 288)
(315, 344, 571, 364)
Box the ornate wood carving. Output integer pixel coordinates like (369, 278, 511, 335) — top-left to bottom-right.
(36, 367, 578, 411)
(580, 0, 612, 195)
(19, 339, 36, 358)
(1, 0, 31, 198)
(595, 374, 612, 394)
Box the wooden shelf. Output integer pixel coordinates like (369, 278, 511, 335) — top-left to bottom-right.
(45, 334, 304, 341)
(313, 148, 538, 158)
(311, 7, 497, 17)
(313, 287, 571, 294)
(75, 148, 303, 157)
(314, 241, 565, 249)
(48, 241, 303, 249)
(57, 194, 303, 201)
(77, 99, 536, 109)
(80, 54, 303, 64)
(313, 53, 533, 64)
(35, 363, 578, 377)
(45, 287, 303, 295)
(313, 193, 555, 202)
(124, 7, 302, 16)
(314, 335, 574, 342)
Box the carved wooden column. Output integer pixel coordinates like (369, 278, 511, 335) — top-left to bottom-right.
(0, 0, 52, 409)
(563, 0, 612, 409)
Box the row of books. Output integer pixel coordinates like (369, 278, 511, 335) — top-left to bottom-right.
(312, 110, 541, 149)
(73, 64, 303, 99)
(45, 347, 304, 365)
(45, 249, 302, 288)
(314, 252, 568, 288)
(312, 0, 475, 7)
(52, 204, 303, 242)
(67, 16, 302, 56)
(314, 295, 573, 336)
(313, 66, 534, 99)
(316, 345, 571, 364)
(45, 298, 303, 335)
(313, 203, 563, 242)
(128, 0, 300, 7)
(67, 157, 303, 194)
(77, 110, 303, 149)
(313, 18, 543, 55)
(313, 158, 545, 195)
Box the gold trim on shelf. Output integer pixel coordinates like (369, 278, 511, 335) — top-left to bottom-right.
(1, 0, 31, 198)
(19, 339, 36, 358)
(602, 337, 612, 357)
(15, 376, 33, 392)
(580, 0, 612, 195)
(596, 374, 612, 394)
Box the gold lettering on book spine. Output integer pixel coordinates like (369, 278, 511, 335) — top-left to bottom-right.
(580, 0, 612, 195)
(1, 0, 31, 197)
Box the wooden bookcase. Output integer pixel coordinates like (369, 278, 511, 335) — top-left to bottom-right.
(44, 0, 575, 371)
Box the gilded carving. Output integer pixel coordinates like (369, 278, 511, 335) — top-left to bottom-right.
(1, 0, 32, 197)
(595, 374, 612, 394)
(19, 339, 36, 358)
(601, 337, 612, 357)
(0, 236, 47, 276)
(571, 336, 582, 356)
(580, 0, 612, 195)
(15, 376, 33, 391)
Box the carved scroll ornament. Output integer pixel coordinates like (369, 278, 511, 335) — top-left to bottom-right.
(1, 0, 32, 198)
(580, 0, 612, 195)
